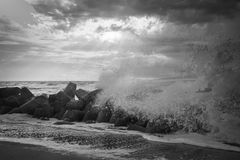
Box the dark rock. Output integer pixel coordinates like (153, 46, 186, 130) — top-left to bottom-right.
(127, 124, 146, 132)
(63, 110, 85, 122)
(53, 121, 74, 125)
(9, 95, 50, 115)
(19, 87, 34, 103)
(145, 119, 171, 134)
(0, 99, 3, 106)
(1, 87, 34, 109)
(110, 108, 130, 126)
(0, 87, 21, 98)
(64, 82, 77, 98)
(40, 117, 50, 120)
(83, 102, 93, 112)
(96, 107, 113, 123)
(83, 89, 102, 105)
(66, 99, 85, 111)
(3, 96, 20, 108)
(83, 106, 100, 122)
(0, 106, 12, 114)
(49, 94, 57, 104)
(49, 91, 72, 119)
(33, 106, 54, 118)
(75, 88, 88, 100)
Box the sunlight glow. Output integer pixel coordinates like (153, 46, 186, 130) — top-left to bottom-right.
(100, 31, 122, 43)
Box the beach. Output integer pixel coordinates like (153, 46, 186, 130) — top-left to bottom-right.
(0, 141, 94, 160)
(0, 114, 240, 160)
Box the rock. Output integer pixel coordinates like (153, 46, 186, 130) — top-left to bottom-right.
(0, 106, 12, 114)
(19, 87, 34, 104)
(9, 95, 50, 115)
(33, 106, 54, 118)
(145, 119, 171, 134)
(75, 88, 88, 100)
(83, 106, 100, 122)
(0, 99, 3, 106)
(127, 124, 146, 132)
(65, 99, 85, 111)
(63, 110, 85, 122)
(96, 106, 113, 123)
(110, 108, 130, 126)
(64, 82, 77, 98)
(83, 89, 102, 105)
(1, 87, 34, 109)
(3, 96, 20, 108)
(0, 87, 21, 98)
(49, 91, 72, 119)
(53, 121, 74, 125)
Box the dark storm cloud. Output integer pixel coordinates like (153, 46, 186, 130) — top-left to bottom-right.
(29, 0, 240, 24)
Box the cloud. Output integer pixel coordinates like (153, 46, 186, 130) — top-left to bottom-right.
(27, 0, 240, 24)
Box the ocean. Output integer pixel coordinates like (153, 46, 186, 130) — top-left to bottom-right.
(0, 81, 97, 95)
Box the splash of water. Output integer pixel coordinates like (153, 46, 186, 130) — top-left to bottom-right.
(96, 38, 240, 143)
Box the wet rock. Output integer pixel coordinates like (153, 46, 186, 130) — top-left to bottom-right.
(145, 119, 171, 134)
(0, 106, 12, 114)
(63, 110, 85, 122)
(83, 89, 102, 105)
(110, 108, 130, 126)
(40, 117, 50, 121)
(127, 124, 146, 132)
(33, 106, 54, 118)
(96, 107, 113, 123)
(3, 96, 20, 108)
(9, 95, 50, 115)
(75, 88, 88, 100)
(0, 87, 21, 98)
(66, 99, 85, 111)
(1, 87, 34, 109)
(64, 82, 77, 98)
(83, 106, 100, 122)
(49, 91, 71, 119)
(19, 87, 34, 104)
(53, 121, 74, 125)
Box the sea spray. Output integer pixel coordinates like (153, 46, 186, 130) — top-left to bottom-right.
(95, 38, 240, 143)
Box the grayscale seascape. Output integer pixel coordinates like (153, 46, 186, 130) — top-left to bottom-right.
(0, 0, 240, 159)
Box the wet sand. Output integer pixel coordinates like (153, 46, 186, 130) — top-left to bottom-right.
(0, 141, 95, 160)
(1, 114, 240, 160)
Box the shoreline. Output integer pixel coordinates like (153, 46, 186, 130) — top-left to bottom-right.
(1, 114, 240, 152)
(0, 114, 240, 160)
(0, 140, 96, 160)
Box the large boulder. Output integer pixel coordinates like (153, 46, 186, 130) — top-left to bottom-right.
(0, 87, 21, 98)
(75, 89, 88, 100)
(96, 106, 113, 123)
(110, 108, 130, 126)
(19, 87, 34, 104)
(2, 96, 20, 108)
(127, 124, 146, 132)
(63, 110, 85, 122)
(9, 95, 50, 115)
(33, 106, 54, 118)
(49, 91, 72, 119)
(83, 89, 102, 106)
(64, 82, 77, 98)
(82, 106, 100, 122)
(66, 99, 85, 111)
(1, 87, 34, 109)
(0, 106, 12, 114)
(145, 119, 171, 134)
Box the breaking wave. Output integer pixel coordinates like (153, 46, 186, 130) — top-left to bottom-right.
(96, 38, 240, 144)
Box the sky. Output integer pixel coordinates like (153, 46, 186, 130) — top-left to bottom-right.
(0, 0, 239, 81)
